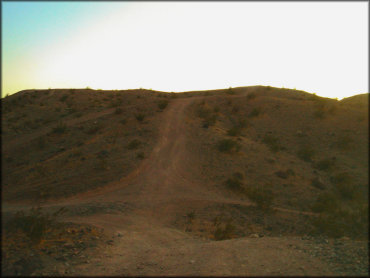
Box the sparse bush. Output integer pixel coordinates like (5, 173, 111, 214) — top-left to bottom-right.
(186, 211, 195, 223)
(6, 207, 67, 244)
(127, 139, 141, 150)
(297, 145, 315, 162)
(246, 93, 256, 101)
(227, 119, 249, 137)
(248, 107, 261, 118)
(226, 87, 236, 95)
(158, 100, 169, 110)
(314, 158, 335, 172)
(313, 108, 326, 119)
(331, 172, 356, 199)
(135, 113, 145, 122)
(225, 173, 244, 191)
(214, 221, 235, 240)
(334, 136, 353, 151)
(120, 118, 127, 125)
(86, 125, 102, 135)
(59, 94, 68, 102)
(136, 152, 145, 159)
(312, 192, 338, 213)
(115, 107, 123, 114)
(37, 137, 46, 149)
(274, 170, 294, 179)
(227, 126, 242, 136)
(311, 177, 326, 190)
(246, 186, 274, 210)
(312, 204, 368, 239)
(202, 114, 217, 128)
(52, 122, 67, 134)
(262, 134, 281, 153)
(217, 139, 241, 153)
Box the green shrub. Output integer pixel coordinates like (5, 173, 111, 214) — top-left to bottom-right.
(262, 134, 281, 153)
(217, 139, 241, 153)
(297, 145, 315, 162)
(127, 139, 141, 150)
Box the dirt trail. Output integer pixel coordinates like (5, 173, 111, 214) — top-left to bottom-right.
(2, 96, 336, 275)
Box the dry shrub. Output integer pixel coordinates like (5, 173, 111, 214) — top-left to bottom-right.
(245, 186, 274, 210)
(297, 145, 315, 162)
(217, 139, 241, 153)
(262, 134, 282, 153)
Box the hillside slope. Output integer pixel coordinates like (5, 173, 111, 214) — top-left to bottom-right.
(2, 86, 368, 276)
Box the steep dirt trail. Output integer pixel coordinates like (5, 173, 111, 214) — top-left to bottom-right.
(2, 96, 334, 275)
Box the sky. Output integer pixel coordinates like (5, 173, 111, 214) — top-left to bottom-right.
(2, 1, 368, 99)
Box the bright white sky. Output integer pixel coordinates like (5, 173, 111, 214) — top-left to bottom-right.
(2, 2, 368, 99)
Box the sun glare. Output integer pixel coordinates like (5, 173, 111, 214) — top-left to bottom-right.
(2, 2, 368, 98)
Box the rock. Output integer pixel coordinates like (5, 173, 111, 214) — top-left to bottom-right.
(189, 260, 195, 264)
(250, 233, 259, 238)
(340, 236, 350, 241)
(106, 240, 114, 245)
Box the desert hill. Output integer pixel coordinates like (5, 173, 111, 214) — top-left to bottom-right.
(1, 86, 368, 276)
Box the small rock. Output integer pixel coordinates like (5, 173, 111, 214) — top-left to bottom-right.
(250, 233, 259, 238)
(190, 260, 195, 264)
